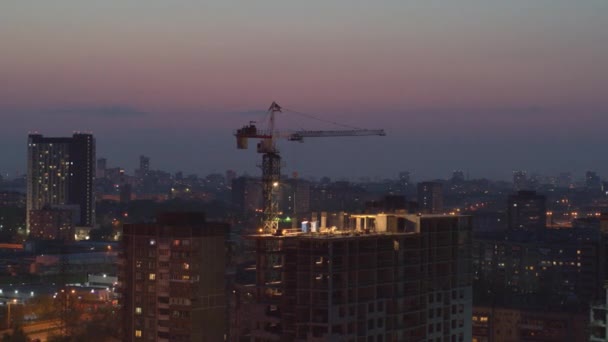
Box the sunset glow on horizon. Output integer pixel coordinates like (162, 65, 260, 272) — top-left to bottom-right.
(1, 0, 607, 178)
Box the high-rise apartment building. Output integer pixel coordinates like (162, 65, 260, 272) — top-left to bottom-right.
(27, 133, 95, 231)
(120, 212, 229, 341)
(234, 213, 472, 341)
(417, 181, 443, 214)
(512, 171, 528, 191)
(507, 190, 546, 232)
(399, 171, 411, 195)
(137, 155, 150, 178)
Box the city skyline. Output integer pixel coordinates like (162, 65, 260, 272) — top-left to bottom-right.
(3, 2, 608, 341)
(1, 1, 607, 179)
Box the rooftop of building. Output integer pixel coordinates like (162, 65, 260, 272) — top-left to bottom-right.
(250, 212, 469, 240)
(252, 229, 415, 240)
(123, 212, 229, 237)
(351, 212, 468, 219)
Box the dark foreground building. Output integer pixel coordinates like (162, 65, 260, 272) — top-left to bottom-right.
(234, 213, 472, 341)
(473, 306, 587, 342)
(120, 212, 229, 341)
(507, 190, 546, 232)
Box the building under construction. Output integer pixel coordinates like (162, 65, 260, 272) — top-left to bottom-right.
(233, 213, 472, 341)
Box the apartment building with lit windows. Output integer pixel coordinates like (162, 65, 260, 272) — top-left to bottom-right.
(120, 212, 229, 341)
(27, 133, 95, 232)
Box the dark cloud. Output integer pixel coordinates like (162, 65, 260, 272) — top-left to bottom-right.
(50, 106, 147, 118)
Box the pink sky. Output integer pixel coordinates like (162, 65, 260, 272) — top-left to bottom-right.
(1, 1, 607, 178)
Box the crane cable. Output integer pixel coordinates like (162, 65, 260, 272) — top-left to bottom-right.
(282, 107, 363, 130)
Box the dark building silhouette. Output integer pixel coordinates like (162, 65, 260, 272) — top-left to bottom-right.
(557, 172, 573, 189)
(310, 181, 370, 212)
(452, 170, 465, 183)
(473, 306, 587, 342)
(471, 211, 507, 234)
(137, 155, 150, 178)
(364, 195, 418, 214)
(28, 206, 75, 242)
(399, 171, 411, 194)
(0, 191, 25, 207)
(27, 133, 95, 231)
(120, 184, 132, 203)
(120, 212, 229, 341)
(507, 190, 546, 232)
(586, 171, 602, 191)
(96, 157, 107, 179)
(231, 177, 262, 214)
(513, 170, 528, 191)
(235, 214, 472, 341)
(417, 181, 443, 214)
(280, 178, 311, 216)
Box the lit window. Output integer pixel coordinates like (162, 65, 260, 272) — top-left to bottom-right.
(135, 307, 142, 315)
(135, 330, 142, 338)
(149, 273, 156, 280)
(183, 263, 190, 270)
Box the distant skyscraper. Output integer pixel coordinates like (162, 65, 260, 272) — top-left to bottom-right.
(586, 171, 602, 191)
(512, 170, 528, 191)
(399, 171, 411, 194)
(137, 155, 150, 178)
(27, 133, 95, 231)
(97, 158, 107, 179)
(452, 170, 465, 183)
(399, 171, 410, 184)
(120, 212, 229, 341)
(417, 181, 443, 214)
(528, 173, 541, 190)
(507, 190, 546, 232)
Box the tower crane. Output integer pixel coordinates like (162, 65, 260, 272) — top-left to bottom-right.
(235, 102, 386, 234)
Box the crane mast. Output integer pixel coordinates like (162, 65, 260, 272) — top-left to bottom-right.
(235, 102, 385, 235)
(260, 102, 282, 233)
